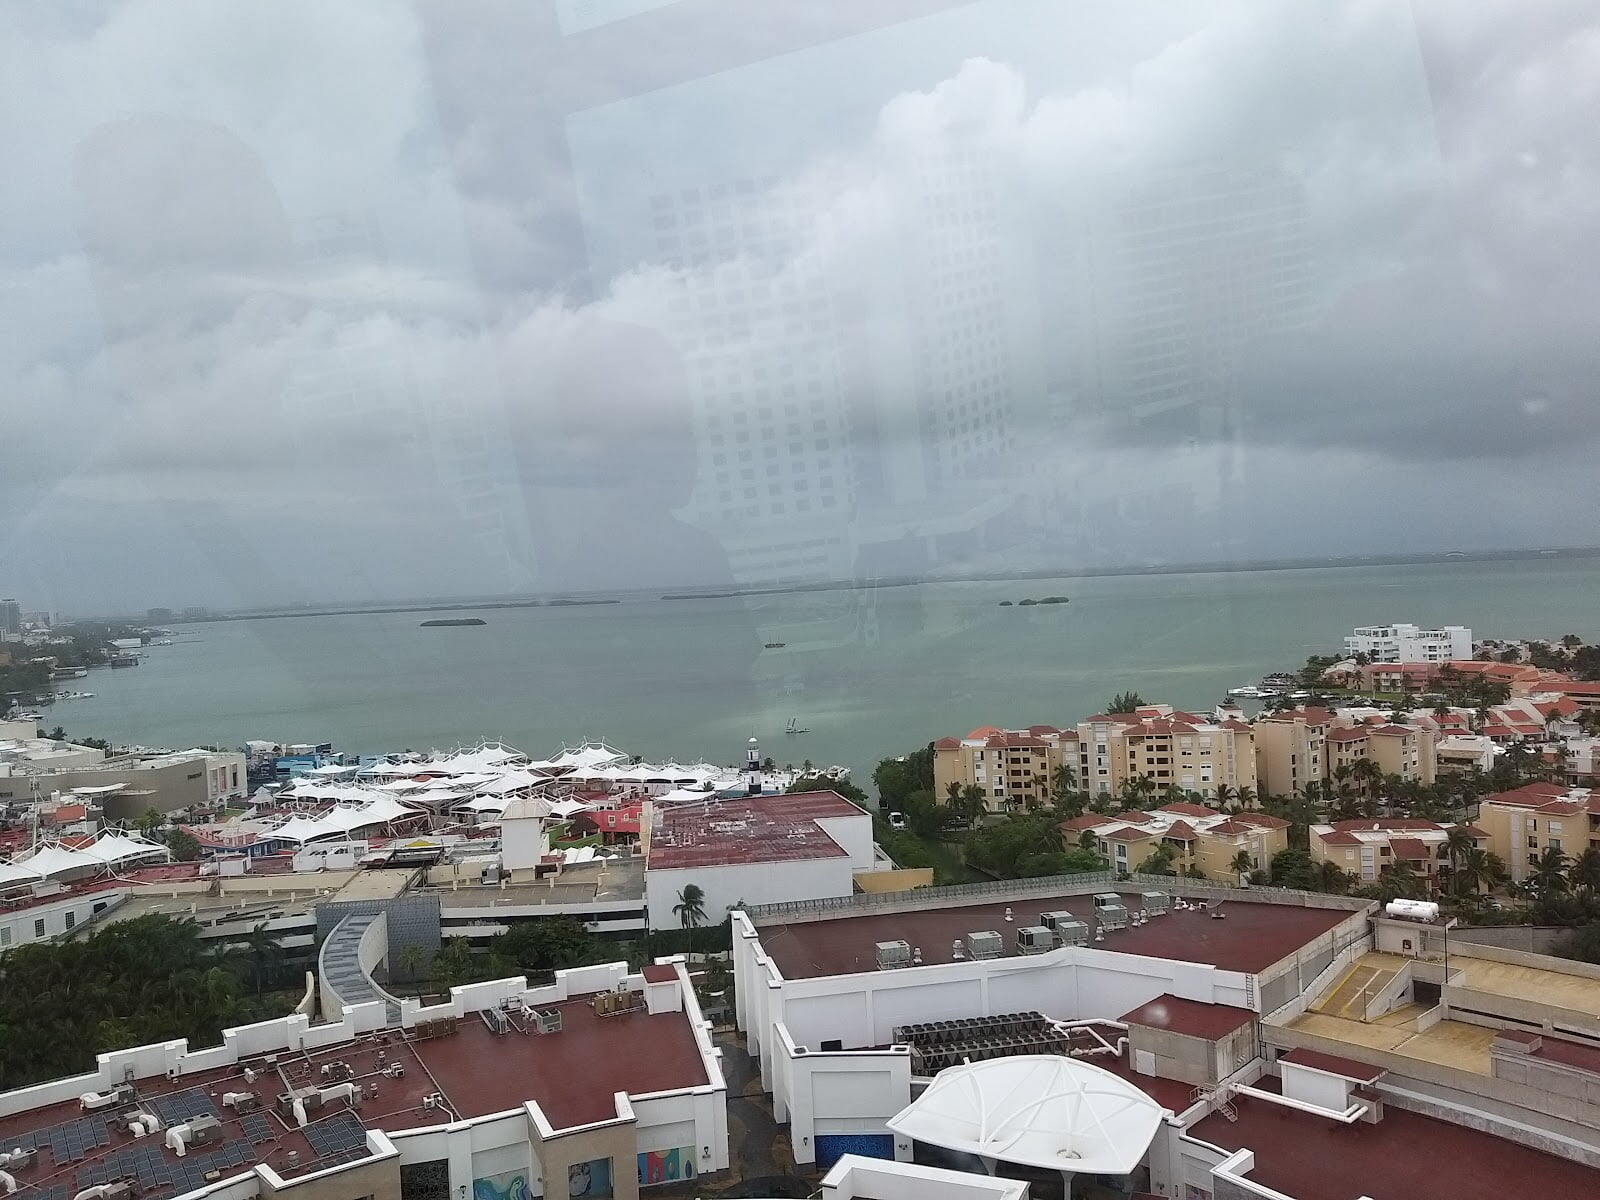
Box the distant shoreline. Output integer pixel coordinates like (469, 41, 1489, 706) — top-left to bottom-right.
(140, 545, 1600, 626)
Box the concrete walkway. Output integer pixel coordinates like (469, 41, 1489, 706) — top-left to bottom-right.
(653, 1031, 820, 1199)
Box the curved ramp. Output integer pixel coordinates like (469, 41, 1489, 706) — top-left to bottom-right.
(319, 911, 402, 1025)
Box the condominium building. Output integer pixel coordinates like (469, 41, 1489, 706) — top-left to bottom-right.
(1310, 818, 1488, 890)
(932, 726, 1075, 812)
(1061, 803, 1290, 881)
(1344, 623, 1472, 663)
(1253, 707, 1335, 798)
(933, 705, 1257, 811)
(1324, 722, 1436, 787)
(1474, 782, 1600, 884)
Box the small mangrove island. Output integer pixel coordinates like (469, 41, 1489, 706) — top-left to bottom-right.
(999, 595, 1070, 607)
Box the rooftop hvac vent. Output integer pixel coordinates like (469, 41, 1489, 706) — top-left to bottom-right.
(1141, 891, 1170, 915)
(876, 939, 912, 970)
(534, 1007, 563, 1034)
(965, 930, 1004, 961)
(1040, 910, 1078, 932)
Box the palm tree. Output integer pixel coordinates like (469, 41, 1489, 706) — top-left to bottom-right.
(241, 923, 284, 995)
(673, 884, 708, 955)
(1568, 847, 1600, 896)
(1212, 784, 1236, 811)
(1531, 846, 1571, 899)
(1443, 826, 1477, 877)
(1234, 786, 1257, 811)
(1378, 859, 1424, 902)
(1315, 860, 1351, 895)
(396, 944, 426, 983)
(1229, 850, 1254, 878)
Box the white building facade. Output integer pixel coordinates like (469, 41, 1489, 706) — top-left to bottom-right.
(1344, 623, 1472, 663)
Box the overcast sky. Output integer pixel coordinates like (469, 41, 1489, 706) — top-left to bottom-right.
(2, 0, 1597, 614)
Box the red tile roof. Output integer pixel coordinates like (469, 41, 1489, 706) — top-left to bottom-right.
(1120, 994, 1256, 1039)
(1234, 812, 1289, 830)
(1327, 728, 1370, 743)
(1162, 820, 1201, 841)
(1059, 812, 1113, 833)
(1483, 783, 1572, 809)
(46, 803, 89, 823)
(1159, 802, 1216, 818)
(933, 737, 960, 749)
(1318, 831, 1362, 846)
(1103, 825, 1158, 842)
(1388, 838, 1431, 860)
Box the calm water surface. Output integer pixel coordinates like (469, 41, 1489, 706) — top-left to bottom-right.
(60, 559, 1600, 783)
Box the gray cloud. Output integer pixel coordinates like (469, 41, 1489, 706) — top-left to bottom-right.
(2, 0, 1598, 611)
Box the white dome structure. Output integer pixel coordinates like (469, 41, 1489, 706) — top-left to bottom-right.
(886, 1055, 1165, 1176)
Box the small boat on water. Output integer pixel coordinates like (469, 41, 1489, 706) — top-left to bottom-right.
(420, 617, 487, 627)
(785, 716, 809, 735)
(764, 641, 786, 649)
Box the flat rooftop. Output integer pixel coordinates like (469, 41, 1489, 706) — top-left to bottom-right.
(0, 986, 709, 1200)
(0, 1036, 439, 1200)
(758, 893, 1351, 979)
(1121, 995, 1255, 1040)
(1454, 956, 1600, 1020)
(432, 857, 645, 909)
(1286, 1009, 1500, 1076)
(646, 790, 861, 870)
(1191, 1077, 1600, 1200)
(412, 994, 708, 1127)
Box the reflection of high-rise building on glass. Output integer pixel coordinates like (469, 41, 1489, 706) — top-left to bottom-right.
(903, 147, 1015, 490)
(1092, 165, 1314, 439)
(0, 599, 21, 639)
(647, 178, 858, 585)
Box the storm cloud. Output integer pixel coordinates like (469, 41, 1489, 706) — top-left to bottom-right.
(1, 0, 1597, 612)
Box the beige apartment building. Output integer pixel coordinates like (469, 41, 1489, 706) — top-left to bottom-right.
(933, 705, 1257, 812)
(1475, 782, 1600, 885)
(1310, 818, 1487, 891)
(1324, 723, 1436, 787)
(1253, 707, 1334, 798)
(1060, 803, 1289, 881)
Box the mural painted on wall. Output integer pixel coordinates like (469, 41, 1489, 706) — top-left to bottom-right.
(568, 1157, 613, 1199)
(472, 1170, 531, 1200)
(637, 1147, 696, 1187)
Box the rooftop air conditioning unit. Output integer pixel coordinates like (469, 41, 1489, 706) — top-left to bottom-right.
(1141, 890, 1170, 916)
(1053, 918, 1090, 947)
(965, 930, 1004, 961)
(876, 940, 912, 970)
(1016, 926, 1054, 955)
(534, 1007, 563, 1034)
(1096, 901, 1129, 932)
(188, 1116, 223, 1146)
(1093, 892, 1123, 911)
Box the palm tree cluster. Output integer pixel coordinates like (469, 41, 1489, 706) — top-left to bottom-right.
(0, 915, 292, 1088)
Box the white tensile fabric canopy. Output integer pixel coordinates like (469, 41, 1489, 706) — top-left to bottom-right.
(83, 831, 171, 865)
(886, 1055, 1165, 1176)
(16, 842, 106, 878)
(0, 859, 45, 888)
